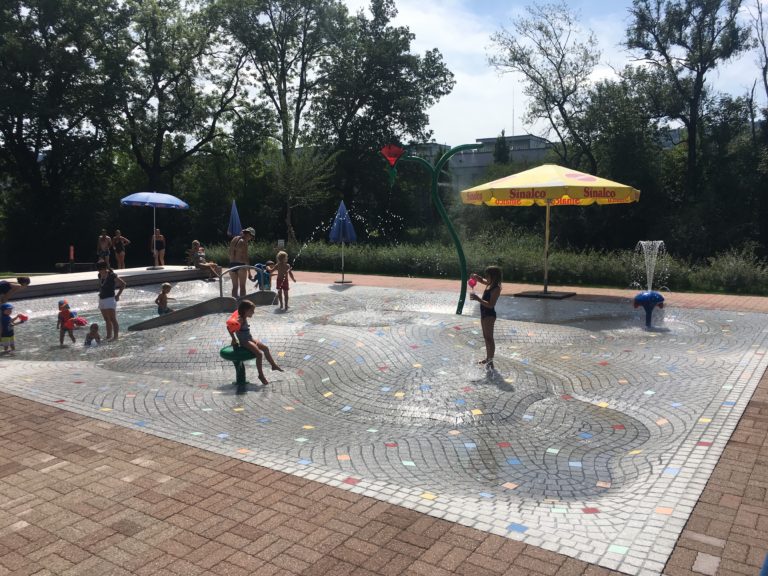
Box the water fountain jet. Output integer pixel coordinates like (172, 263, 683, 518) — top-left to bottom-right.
(632, 241, 667, 328)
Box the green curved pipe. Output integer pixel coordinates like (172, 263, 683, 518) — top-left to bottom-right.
(393, 143, 482, 315)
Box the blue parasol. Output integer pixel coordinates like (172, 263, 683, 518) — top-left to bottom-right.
(329, 200, 356, 283)
(227, 199, 242, 237)
(120, 191, 189, 269)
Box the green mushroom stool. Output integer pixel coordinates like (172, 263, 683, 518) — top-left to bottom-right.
(219, 345, 256, 394)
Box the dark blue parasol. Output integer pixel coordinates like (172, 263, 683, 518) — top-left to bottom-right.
(227, 199, 242, 237)
(329, 200, 356, 283)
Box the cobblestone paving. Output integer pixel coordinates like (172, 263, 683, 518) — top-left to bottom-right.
(1, 285, 766, 575)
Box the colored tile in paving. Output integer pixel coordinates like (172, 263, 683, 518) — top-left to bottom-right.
(0, 279, 767, 575)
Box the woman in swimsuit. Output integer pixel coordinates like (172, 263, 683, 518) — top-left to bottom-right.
(469, 266, 502, 370)
(150, 228, 166, 267)
(112, 229, 131, 269)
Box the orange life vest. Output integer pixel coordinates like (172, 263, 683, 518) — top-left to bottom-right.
(226, 311, 241, 334)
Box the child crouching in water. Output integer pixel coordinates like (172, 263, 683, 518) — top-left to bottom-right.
(84, 323, 101, 346)
(228, 300, 282, 385)
(155, 283, 173, 315)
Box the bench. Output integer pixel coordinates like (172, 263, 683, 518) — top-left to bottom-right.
(55, 262, 97, 273)
(219, 345, 256, 394)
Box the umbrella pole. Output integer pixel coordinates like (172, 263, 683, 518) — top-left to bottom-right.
(341, 241, 345, 283)
(543, 203, 551, 293)
(152, 206, 158, 269)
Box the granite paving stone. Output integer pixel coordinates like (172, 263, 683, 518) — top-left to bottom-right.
(0, 277, 767, 575)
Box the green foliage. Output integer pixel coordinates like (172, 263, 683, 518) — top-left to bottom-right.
(687, 244, 768, 294)
(489, 0, 600, 172)
(119, 0, 247, 190)
(205, 232, 768, 295)
(2, 0, 768, 280)
(625, 0, 752, 199)
(309, 0, 455, 150)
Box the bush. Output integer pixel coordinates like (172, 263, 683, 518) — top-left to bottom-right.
(204, 234, 768, 296)
(686, 244, 768, 293)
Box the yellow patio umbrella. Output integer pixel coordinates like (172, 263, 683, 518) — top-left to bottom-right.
(461, 164, 641, 297)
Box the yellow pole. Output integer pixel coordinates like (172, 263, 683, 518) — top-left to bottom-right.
(543, 202, 551, 293)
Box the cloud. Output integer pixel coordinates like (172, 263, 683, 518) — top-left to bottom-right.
(342, 0, 767, 146)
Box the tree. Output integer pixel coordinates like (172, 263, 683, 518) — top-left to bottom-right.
(225, 0, 346, 242)
(577, 72, 665, 246)
(493, 130, 510, 164)
(308, 0, 454, 151)
(118, 0, 247, 191)
(306, 0, 455, 240)
(748, 0, 768, 103)
(625, 0, 752, 200)
(0, 0, 129, 267)
(489, 1, 600, 173)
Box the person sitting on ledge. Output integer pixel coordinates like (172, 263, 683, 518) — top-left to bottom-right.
(190, 240, 221, 280)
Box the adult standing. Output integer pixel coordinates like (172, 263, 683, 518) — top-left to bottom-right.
(97, 261, 126, 341)
(112, 229, 131, 269)
(228, 226, 254, 299)
(0, 277, 31, 304)
(150, 228, 166, 267)
(96, 229, 112, 265)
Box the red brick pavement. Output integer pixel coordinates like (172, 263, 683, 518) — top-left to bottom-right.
(0, 275, 766, 575)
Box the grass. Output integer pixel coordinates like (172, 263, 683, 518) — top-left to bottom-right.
(204, 233, 768, 296)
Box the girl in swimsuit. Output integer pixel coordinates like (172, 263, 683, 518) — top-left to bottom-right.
(228, 300, 283, 385)
(470, 266, 502, 370)
(112, 229, 131, 269)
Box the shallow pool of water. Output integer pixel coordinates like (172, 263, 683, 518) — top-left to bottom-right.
(8, 280, 222, 353)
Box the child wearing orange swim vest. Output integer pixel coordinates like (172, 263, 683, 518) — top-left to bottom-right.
(57, 300, 77, 347)
(226, 300, 282, 385)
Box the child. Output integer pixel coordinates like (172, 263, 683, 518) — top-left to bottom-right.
(469, 266, 502, 370)
(57, 300, 77, 346)
(155, 283, 174, 315)
(271, 251, 296, 310)
(84, 323, 101, 346)
(249, 261, 274, 291)
(1, 303, 23, 354)
(227, 299, 282, 385)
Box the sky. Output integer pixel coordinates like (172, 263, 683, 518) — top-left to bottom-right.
(343, 0, 767, 146)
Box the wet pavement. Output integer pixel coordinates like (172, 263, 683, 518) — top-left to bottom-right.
(1, 281, 767, 575)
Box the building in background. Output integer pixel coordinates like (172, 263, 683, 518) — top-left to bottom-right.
(411, 134, 551, 193)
